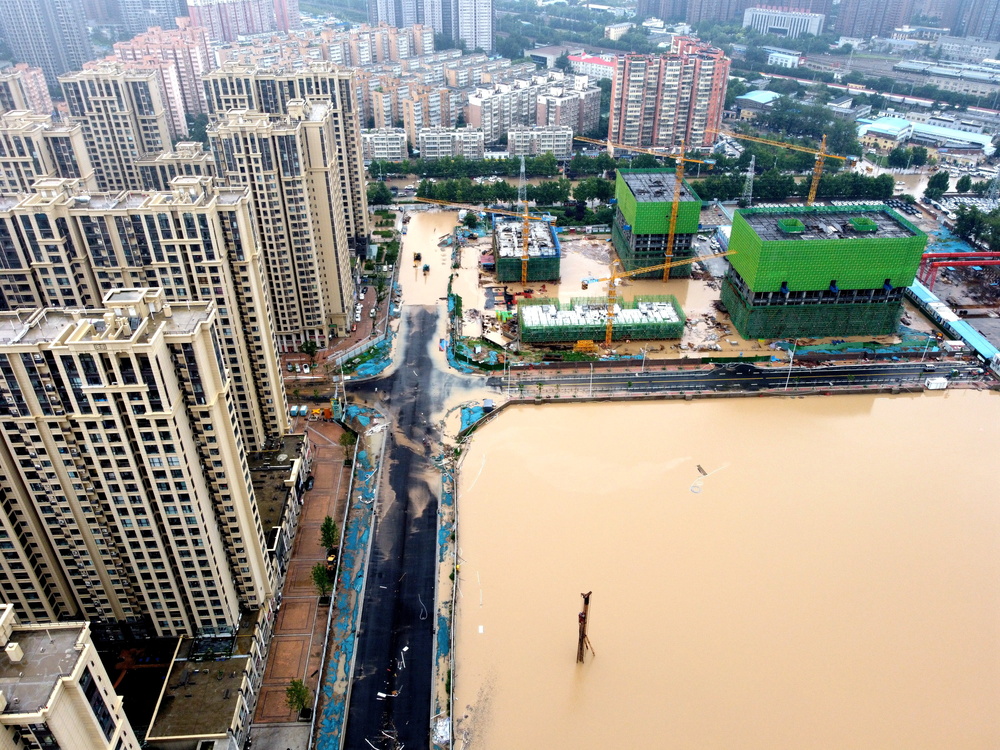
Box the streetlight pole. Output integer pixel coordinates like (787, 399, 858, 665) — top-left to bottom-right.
(589, 362, 594, 398)
(783, 339, 797, 391)
(640, 347, 648, 374)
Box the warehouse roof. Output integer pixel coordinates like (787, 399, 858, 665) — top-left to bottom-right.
(735, 90, 782, 105)
(739, 207, 920, 241)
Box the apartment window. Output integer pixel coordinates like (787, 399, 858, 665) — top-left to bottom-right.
(79, 668, 115, 740)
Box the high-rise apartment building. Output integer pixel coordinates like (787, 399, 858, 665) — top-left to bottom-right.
(202, 63, 370, 254)
(210, 104, 359, 348)
(0, 65, 53, 115)
(962, 0, 1000, 40)
(836, 0, 916, 38)
(685, 0, 750, 24)
(0, 605, 142, 750)
(0, 0, 94, 87)
(0, 177, 288, 449)
(137, 141, 216, 189)
(0, 111, 96, 193)
(0, 287, 275, 637)
(60, 63, 175, 192)
(637, 0, 687, 21)
(113, 20, 214, 117)
(457, 0, 493, 52)
(401, 84, 456, 143)
(609, 38, 729, 151)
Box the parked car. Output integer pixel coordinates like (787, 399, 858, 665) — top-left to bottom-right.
(303, 365, 310, 374)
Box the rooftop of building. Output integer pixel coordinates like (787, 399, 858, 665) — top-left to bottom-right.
(0, 622, 87, 715)
(0, 291, 213, 348)
(736, 89, 782, 105)
(738, 206, 921, 241)
(620, 170, 699, 203)
(494, 218, 559, 258)
(146, 613, 260, 741)
(250, 434, 306, 533)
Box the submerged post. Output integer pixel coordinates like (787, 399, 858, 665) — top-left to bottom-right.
(577, 591, 593, 663)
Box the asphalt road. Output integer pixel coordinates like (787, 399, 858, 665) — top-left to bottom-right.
(343, 306, 472, 750)
(500, 361, 983, 394)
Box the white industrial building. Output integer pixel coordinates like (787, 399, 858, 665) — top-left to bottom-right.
(742, 7, 824, 38)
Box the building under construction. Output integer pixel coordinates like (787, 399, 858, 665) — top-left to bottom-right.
(612, 169, 702, 279)
(493, 217, 561, 282)
(518, 295, 685, 343)
(721, 205, 928, 339)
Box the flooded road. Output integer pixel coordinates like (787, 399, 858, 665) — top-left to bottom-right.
(454, 390, 1000, 749)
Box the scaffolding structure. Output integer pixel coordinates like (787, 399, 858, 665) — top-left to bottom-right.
(494, 217, 561, 282)
(724, 205, 927, 339)
(518, 295, 685, 343)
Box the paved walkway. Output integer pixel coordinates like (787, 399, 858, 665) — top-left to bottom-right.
(253, 422, 351, 733)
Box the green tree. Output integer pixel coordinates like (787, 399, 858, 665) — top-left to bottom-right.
(286, 679, 311, 714)
(754, 168, 796, 201)
(299, 340, 318, 364)
(320, 516, 339, 550)
(887, 147, 910, 169)
(554, 52, 571, 71)
(339, 431, 358, 448)
(463, 212, 479, 229)
(910, 146, 928, 167)
(925, 170, 950, 201)
(311, 563, 332, 597)
(185, 114, 210, 145)
(630, 153, 661, 169)
(956, 174, 973, 192)
(367, 181, 392, 205)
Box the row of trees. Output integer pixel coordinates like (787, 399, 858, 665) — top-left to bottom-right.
(751, 97, 861, 158)
(693, 171, 897, 203)
(415, 176, 575, 205)
(953, 204, 1000, 251)
(887, 146, 929, 169)
(367, 153, 560, 180)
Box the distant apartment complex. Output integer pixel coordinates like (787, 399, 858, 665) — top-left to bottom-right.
(837, 0, 915, 39)
(507, 126, 574, 159)
(0, 65, 53, 115)
(466, 71, 601, 143)
(187, 0, 300, 42)
(418, 126, 485, 159)
(0, 287, 277, 636)
(609, 38, 729, 150)
(0, 0, 94, 86)
(742, 7, 824, 37)
(113, 20, 214, 117)
(367, 0, 493, 52)
(362, 128, 409, 161)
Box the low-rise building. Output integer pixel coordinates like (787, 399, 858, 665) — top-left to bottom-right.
(567, 53, 616, 80)
(742, 7, 824, 38)
(507, 126, 574, 159)
(418, 126, 485, 160)
(935, 35, 1000, 63)
(361, 127, 408, 161)
(734, 89, 781, 119)
(605, 22, 634, 40)
(826, 94, 872, 121)
(528, 45, 585, 68)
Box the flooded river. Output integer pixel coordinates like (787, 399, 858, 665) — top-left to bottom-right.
(454, 390, 1000, 749)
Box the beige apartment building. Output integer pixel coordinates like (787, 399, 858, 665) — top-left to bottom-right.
(0, 111, 96, 194)
(0, 64, 52, 115)
(137, 142, 217, 191)
(0, 177, 288, 449)
(0, 605, 141, 750)
(0, 288, 274, 636)
(210, 105, 358, 349)
(60, 64, 175, 193)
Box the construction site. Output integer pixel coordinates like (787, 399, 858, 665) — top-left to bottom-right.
(720, 205, 929, 339)
(518, 295, 685, 343)
(612, 169, 701, 279)
(493, 216, 561, 282)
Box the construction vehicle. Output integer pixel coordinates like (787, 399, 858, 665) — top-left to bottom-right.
(708, 129, 855, 206)
(574, 136, 712, 281)
(581, 250, 733, 347)
(414, 193, 555, 284)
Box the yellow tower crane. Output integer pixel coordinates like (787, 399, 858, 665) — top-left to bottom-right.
(413, 197, 555, 284)
(707, 129, 856, 205)
(574, 136, 712, 281)
(581, 250, 734, 348)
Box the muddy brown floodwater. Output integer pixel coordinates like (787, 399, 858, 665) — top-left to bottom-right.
(454, 390, 1000, 749)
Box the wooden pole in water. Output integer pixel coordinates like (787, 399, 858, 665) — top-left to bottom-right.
(577, 591, 593, 663)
